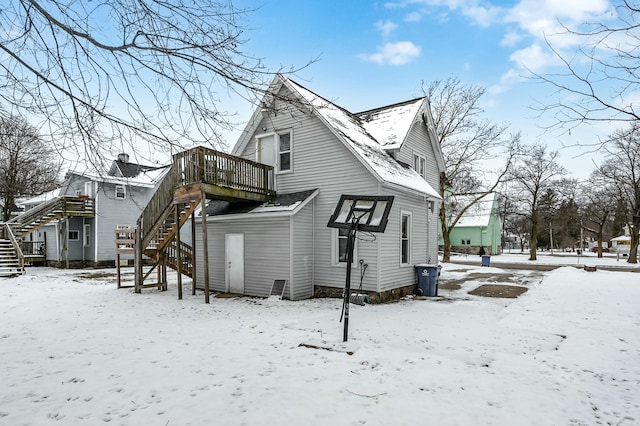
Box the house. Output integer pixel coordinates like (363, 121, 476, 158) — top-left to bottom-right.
(188, 75, 444, 302)
(441, 193, 502, 255)
(10, 154, 168, 268)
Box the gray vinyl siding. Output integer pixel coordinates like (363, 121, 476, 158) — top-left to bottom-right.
(377, 191, 432, 292)
(61, 174, 155, 263)
(194, 217, 291, 298)
(41, 224, 59, 261)
(290, 200, 314, 300)
(396, 122, 440, 194)
(236, 88, 381, 291)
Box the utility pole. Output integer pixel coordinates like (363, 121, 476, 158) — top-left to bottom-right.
(549, 223, 554, 253)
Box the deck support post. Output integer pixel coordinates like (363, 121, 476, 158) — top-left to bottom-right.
(201, 191, 210, 304)
(176, 203, 183, 300)
(191, 209, 196, 296)
(135, 228, 142, 293)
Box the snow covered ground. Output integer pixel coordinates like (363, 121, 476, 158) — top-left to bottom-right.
(1, 254, 639, 425)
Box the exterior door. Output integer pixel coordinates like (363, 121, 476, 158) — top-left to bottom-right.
(225, 233, 245, 293)
(256, 135, 275, 167)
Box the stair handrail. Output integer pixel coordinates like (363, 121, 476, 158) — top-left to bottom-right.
(6, 196, 95, 235)
(2, 223, 24, 271)
(137, 164, 179, 249)
(7, 196, 64, 227)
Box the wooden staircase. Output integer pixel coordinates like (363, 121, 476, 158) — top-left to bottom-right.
(123, 146, 275, 302)
(0, 224, 25, 277)
(6, 196, 95, 237)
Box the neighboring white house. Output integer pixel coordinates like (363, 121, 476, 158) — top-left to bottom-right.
(16, 154, 168, 267)
(191, 75, 444, 302)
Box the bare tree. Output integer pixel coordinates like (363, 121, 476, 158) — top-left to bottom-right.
(534, 1, 640, 132)
(580, 173, 615, 257)
(0, 1, 312, 167)
(0, 114, 62, 221)
(508, 143, 566, 261)
(597, 123, 640, 263)
(424, 76, 519, 262)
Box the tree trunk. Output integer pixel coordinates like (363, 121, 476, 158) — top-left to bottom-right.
(628, 215, 640, 264)
(529, 216, 538, 261)
(440, 200, 451, 262)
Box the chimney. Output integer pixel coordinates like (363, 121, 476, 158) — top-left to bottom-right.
(117, 153, 130, 163)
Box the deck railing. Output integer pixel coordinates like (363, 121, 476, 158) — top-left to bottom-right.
(137, 146, 275, 248)
(7, 196, 95, 236)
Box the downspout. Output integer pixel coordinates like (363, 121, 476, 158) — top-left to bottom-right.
(94, 182, 99, 263)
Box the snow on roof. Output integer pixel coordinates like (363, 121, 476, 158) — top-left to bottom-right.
(453, 193, 497, 228)
(611, 235, 631, 242)
(68, 165, 169, 188)
(202, 189, 318, 220)
(357, 99, 425, 150)
(16, 188, 62, 207)
(285, 78, 440, 199)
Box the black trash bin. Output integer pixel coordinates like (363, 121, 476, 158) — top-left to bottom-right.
(415, 264, 440, 296)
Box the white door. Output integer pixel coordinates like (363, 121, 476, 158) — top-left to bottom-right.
(256, 135, 275, 167)
(225, 234, 245, 294)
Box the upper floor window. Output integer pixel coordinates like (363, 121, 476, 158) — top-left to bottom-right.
(333, 228, 356, 266)
(256, 130, 292, 173)
(413, 154, 426, 179)
(278, 131, 291, 172)
(115, 184, 126, 199)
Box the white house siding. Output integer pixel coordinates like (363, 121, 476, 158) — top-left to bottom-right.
(194, 217, 291, 298)
(377, 190, 431, 293)
(290, 200, 314, 300)
(237, 92, 382, 292)
(396, 122, 440, 191)
(93, 182, 153, 262)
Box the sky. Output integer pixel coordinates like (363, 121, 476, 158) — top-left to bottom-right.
(220, 0, 624, 179)
(1, 255, 638, 424)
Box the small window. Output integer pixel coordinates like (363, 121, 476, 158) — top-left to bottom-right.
(401, 212, 411, 265)
(68, 230, 80, 241)
(83, 224, 91, 247)
(413, 154, 426, 178)
(461, 239, 466, 245)
(115, 185, 126, 199)
(84, 182, 94, 197)
(278, 131, 291, 172)
(75, 190, 82, 196)
(334, 228, 356, 265)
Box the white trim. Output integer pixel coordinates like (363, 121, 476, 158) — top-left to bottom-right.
(276, 129, 293, 174)
(400, 210, 412, 266)
(194, 190, 319, 223)
(83, 223, 91, 247)
(115, 184, 126, 200)
(68, 229, 80, 241)
(331, 227, 357, 267)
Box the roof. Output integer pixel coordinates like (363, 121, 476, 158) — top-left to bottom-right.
(282, 78, 441, 200)
(357, 98, 425, 150)
(452, 193, 498, 228)
(16, 188, 62, 208)
(68, 165, 169, 188)
(203, 189, 318, 220)
(109, 159, 168, 178)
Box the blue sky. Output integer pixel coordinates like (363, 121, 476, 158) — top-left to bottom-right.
(226, 0, 620, 179)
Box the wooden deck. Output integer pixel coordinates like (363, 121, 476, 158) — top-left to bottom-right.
(126, 146, 276, 301)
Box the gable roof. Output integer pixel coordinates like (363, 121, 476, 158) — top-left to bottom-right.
(453, 193, 498, 228)
(109, 159, 168, 179)
(357, 98, 425, 150)
(66, 165, 169, 189)
(234, 75, 441, 200)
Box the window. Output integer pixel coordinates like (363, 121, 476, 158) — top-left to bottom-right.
(278, 131, 291, 172)
(255, 130, 292, 173)
(461, 239, 466, 245)
(401, 212, 411, 264)
(115, 184, 126, 199)
(83, 224, 91, 247)
(84, 181, 94, 197)
(413, 154, 426, 178)
(334, 228, 356, 265)
(75, 190, 82, 196)
(68, 230, 80, 241)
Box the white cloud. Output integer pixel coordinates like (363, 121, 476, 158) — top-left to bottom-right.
(404, 11, 423, 22)
(360, 41, 422, 65)
(375, 20, 398, 39)
(500, 30, 523, 47)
